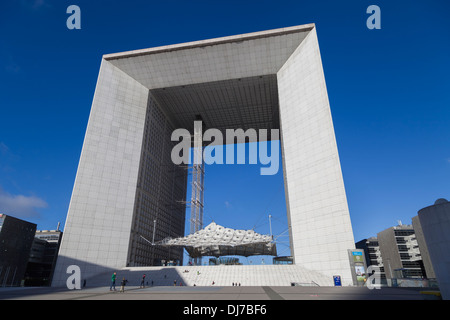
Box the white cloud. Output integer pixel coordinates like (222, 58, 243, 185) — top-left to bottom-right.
(0, 142, 9, 154)
(0, 187, 47, 219)
(20, 0, 51, 10)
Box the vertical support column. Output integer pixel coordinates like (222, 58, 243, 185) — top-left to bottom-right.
(189, 120, 205, 266)
(277, 27, 355, 285)
(52, 59, 149, 286)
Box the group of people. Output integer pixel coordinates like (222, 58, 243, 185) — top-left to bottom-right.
(110, 273, 149, 292)
(109, 272, 243, 290)
(173, 279, 184, 286)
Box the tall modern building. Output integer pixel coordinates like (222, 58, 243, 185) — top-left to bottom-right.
(377, 223, 426, 280)
(52, 24, 356, 287)
(355, 237, 386, 282)
(0, 214, 37, 287)
(25, 229, 63, 286)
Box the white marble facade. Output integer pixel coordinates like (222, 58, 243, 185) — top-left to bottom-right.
(52, 24, 355, 287)
(277, 28, 355, 284)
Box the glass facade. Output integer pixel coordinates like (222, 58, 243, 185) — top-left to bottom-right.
(0, 215, 36, 286)
(128, 94, 188, 266)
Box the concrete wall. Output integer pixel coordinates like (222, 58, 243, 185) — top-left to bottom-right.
(418, 200, 450, 300)
(81, 265, 334, 288)
(52, 60, 149, 287)
(377, 227, 400, 279)
(277, 27, 355, 285)
(412, 215, 436, 279)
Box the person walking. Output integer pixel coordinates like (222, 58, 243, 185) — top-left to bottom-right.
(120, 277, 128, 293)
(110, 272, 117, 291)
(140, 274, 146, 288)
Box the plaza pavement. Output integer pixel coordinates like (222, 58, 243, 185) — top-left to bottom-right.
(0, 285, 441, 300)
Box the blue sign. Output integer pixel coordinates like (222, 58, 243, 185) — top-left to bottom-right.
(352, 251, 363, 256)
(333, 275, 342, 286)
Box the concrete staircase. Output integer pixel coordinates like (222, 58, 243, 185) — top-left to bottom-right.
(83, 264, 335, 288)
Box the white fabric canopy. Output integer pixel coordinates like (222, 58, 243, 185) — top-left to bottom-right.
(161, 222, 276, 258)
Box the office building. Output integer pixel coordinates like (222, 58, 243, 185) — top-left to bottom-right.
(0, 214, 36, 287)
(377, 223, 425, 280)
(25, 229, 63, 286)
(355, 237, 386, 282)
(52, 24, 356, 286)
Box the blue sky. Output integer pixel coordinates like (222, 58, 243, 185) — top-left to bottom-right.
(1, 1, 449, 264)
